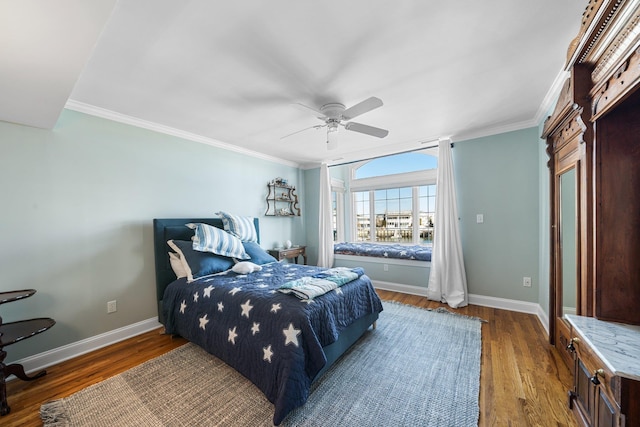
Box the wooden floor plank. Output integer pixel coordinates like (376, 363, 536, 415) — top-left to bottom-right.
(3, 290, 576, 426)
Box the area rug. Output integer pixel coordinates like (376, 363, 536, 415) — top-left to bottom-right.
(41, 301, 482, 426)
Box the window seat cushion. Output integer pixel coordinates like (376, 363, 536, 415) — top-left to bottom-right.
(334, 242, 432, 262)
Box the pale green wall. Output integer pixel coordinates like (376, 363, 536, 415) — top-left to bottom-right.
(538, 112, 552, 320)
(2, 107, 549, 363)
(455, 128, 540, 302)
(310, 127, 541, 302)
(0, 110, 304, 362)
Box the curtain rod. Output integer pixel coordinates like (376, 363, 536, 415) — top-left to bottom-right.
(327, 142, 453, 168)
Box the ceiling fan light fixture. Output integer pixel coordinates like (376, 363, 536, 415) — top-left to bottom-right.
(327, 123, 338, 150)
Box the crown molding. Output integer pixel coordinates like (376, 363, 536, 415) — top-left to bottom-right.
(534, 68, 571, 126)
(64, 100, 301, 169)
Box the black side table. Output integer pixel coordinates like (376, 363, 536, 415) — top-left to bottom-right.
(0, 289, 55, 415)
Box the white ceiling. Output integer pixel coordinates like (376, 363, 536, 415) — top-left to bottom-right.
(2, 1, 586, 168)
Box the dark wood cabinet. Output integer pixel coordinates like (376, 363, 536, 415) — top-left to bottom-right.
(593, 89, 640, 325)
(545, 1, 640, 426)
(566, 316, 640, 427)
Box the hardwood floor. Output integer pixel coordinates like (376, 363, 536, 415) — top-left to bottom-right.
(4, 290, 576, 426)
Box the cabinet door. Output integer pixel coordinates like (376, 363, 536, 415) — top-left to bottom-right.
(575, 358, 594, 423)
(596, 388, 617, 427)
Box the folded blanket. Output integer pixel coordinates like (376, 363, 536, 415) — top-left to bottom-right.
(278, 267, 364, 300)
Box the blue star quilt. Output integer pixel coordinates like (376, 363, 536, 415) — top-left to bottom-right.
(162, 262, 383, 425)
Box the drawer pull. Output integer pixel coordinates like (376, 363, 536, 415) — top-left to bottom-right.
(590, 369, 605, 385)
(566, 337, 580, 352)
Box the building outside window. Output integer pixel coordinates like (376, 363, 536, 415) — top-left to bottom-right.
(349, 150, 437, 246)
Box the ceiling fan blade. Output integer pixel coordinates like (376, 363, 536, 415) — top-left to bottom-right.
(292, 102, 326, 120)
(342, 96, 383, 120)
(280, 124, 325, 140)
(344, 122, 389, 138)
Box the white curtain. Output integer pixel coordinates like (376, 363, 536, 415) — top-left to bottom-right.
(318, 163, 334, 268)
(427, 138, 468, 308)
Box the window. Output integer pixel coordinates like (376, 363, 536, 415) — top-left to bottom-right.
(349, 150, 437, 246)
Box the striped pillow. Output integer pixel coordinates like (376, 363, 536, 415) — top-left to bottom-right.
(216, 211, 258, 242)
(186, 223, 250, 260)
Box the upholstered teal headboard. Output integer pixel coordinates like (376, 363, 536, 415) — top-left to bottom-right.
(152, 217, 260, 324)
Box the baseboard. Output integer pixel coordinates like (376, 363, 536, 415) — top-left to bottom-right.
(11, 285, 551, 377)
(372, 280, 428, 297)
(9, 317, 162, 380)
(373, 280, 549, 337)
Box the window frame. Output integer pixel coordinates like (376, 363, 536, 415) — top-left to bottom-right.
(347, 150, 437, 245)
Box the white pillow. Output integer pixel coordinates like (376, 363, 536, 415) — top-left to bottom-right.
(232, 261, 262, 274)
(169, 252, 187, 279)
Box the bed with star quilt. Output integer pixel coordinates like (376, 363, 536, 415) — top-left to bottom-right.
(153, 218, 383, 425)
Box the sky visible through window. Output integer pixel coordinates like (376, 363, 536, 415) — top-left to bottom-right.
(356, 152, 437, 179)
(350, 151, 437, 246)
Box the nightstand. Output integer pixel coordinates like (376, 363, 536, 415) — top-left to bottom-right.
(0, 289, 55, 416)
(268, 246, 307, 265)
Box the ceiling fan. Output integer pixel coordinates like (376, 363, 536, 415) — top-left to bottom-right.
(282, 96, 389, 150)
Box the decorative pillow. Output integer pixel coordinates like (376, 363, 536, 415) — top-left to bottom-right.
(242, 241, 278, 265)
(232, 261, 262, 274)
(186, 223, 250, 260)
(215, 211, 258, 242)
(167, 240, 234, 282)
(168, 252, 187, 279)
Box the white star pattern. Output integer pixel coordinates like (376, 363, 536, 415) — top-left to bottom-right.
(241, 300, 254, 318)
(193, 292, 199, 302)
(263, 345, 273, 362)
(203, 285, 215, 297)
(251, 322, 260, 335)
(335, 288, 343, 295)
(179, 300, 187, 313)
(257, 284, 268, 288)
(229, 287, 241, 296)
(228, 326, 238, 344)
(199, 314, 209, 330)
(270, 303, 282, 313)
(303, 299, 314, 305)
(283, 323, 301, 347)
(217, 302, 224, 312)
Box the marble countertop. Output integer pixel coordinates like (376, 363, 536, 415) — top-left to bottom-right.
(565, 315, 640, 381)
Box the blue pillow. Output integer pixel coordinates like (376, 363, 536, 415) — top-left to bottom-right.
(167, 240, 234, 281)
(242, 241, 278, 265)
(216, 211, 258, 242)
(186, 223, 250, 260)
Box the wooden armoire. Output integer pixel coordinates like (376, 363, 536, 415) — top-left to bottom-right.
(543, 1, 640, 426)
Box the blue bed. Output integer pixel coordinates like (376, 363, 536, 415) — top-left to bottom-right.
(153, 218, 383, 425)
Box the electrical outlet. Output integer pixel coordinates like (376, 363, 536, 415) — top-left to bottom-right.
(523, 277, 532, 288)
(107, 300, 117, 313)
(476, 214, 484, 224)
(383, 264, 389, 272)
